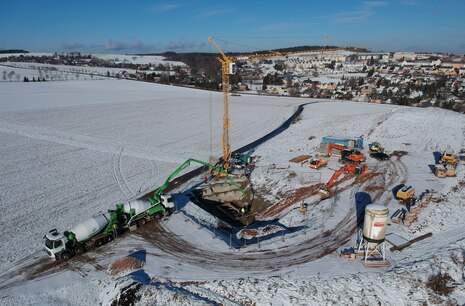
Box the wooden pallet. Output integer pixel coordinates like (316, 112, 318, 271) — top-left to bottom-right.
(289, 155, 310, 163)
(362, 260, 390, 268)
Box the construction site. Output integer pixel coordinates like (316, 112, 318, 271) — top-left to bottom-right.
(0, 39, 464, 305)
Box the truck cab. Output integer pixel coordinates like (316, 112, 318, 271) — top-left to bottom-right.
(44, 229, 69, 260)
(160, 194, 175, 210)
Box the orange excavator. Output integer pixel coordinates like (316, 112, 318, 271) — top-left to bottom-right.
(309, 158, 329, 170)
(340, 149, 366, 164)
(319, 164, 368, 197)
(327, 143, 365, 164)
(327, 143, 346, 156)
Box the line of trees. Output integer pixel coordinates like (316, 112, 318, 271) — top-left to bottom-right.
(23, 76, 46, 82)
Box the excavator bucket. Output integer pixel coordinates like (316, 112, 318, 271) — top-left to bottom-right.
(318, 187, 330, 197)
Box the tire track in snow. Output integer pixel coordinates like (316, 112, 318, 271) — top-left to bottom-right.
(0, 119, 186, 164)
(0, 101, 395, 284)
(138, 159, 158, 195)
(129, 188, 362, 273)
(365, 107, 399, 138)
(182, 285, 241, 306)
(394, 155, 409, 185)
(368, 156, 408, 206)
(112, 146, 133, 198)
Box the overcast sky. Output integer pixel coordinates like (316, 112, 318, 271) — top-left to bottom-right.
(1, 0, 464, 54)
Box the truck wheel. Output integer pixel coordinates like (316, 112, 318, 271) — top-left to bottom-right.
(75, 246, 85, 255)
(154, 213, 162, 220)
(138, 218, 146, 226)
(61, 252, 71, 260)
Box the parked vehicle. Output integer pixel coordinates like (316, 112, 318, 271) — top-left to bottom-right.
(368, 142, 384, 153)
(396, 185, 416, 204)
(370, 151, 389, 161)
(44, 204, 132, 261)
(440, 151, 457, 167)
(44, 158, 245, 261)
(340, 149, 366, 164)
(309, 158, 328, 169)
(44, 197, 173, 261)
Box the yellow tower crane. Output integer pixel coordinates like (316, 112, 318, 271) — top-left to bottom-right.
(207, 36, 340, 171)
(208, 36, 236, 172)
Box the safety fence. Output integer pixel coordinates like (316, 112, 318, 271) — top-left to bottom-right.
(173, 195, 338, 250)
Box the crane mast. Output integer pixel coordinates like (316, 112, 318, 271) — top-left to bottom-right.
(208, 36, 233, 172)
(208, 36, 339, 172)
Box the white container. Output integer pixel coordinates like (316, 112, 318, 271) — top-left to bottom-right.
(362, 204, 389, 242)
(124, 200, 151, 215)
(70, 213, 110, 242)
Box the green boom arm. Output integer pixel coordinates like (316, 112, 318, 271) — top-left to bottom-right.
(153, 158, 247, 201)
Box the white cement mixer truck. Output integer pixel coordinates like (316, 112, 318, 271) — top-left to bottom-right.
(44, 195, 173, 261)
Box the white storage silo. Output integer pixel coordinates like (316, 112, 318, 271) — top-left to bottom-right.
(357, 204, 390, 266)
(362, 204, 389, 243)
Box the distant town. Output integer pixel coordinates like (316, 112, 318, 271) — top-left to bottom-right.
(1, 48, 465, 113)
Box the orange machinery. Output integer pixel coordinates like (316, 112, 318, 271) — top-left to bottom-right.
(319, 164, 368, 197)
(309, 158, 328, 169)
(327, 143, 365, 164)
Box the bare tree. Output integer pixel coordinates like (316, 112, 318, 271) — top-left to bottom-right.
(7, 71, 15, 82)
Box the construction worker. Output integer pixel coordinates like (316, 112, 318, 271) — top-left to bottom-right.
(203, 175, 208, 184)
(240, 207, 246, 215)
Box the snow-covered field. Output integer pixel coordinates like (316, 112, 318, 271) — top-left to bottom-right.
(0, 62, 130, 82)
(0, 79, 301, 269)
(0, 78, 464, 305)
(0, 53, 185, 82)
(93, 53, 186, 67)
(0, 52, 184, 66)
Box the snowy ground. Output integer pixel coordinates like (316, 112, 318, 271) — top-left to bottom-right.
(0, 79, 302, 270)
(0, 53, 186, 82)
(0, 78, 464, 305)
(93, 53, 186, 67)
(0, 62, 132, 82)
(0, 52, 184, 66)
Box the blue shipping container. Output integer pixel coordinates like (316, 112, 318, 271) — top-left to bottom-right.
(321, 136, 364, 149)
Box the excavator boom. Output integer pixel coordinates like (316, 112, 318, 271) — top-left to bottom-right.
(319, 164, 368, 197)
(327, 143, 346, 156)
